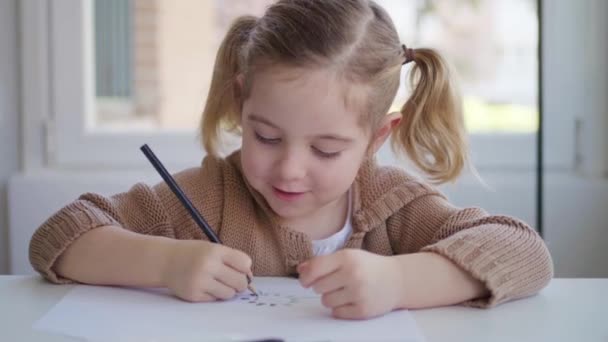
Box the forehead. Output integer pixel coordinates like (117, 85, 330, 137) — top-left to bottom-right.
(244, 66, 369, 134)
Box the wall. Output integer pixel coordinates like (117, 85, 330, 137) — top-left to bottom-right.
(0, 0, 20, 274)
(545, 175, 608, 277)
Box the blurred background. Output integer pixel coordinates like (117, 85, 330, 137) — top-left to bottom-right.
(1, 0, 606, 277)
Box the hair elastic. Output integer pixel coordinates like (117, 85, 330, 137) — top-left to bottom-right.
(402, 44, 415, 65)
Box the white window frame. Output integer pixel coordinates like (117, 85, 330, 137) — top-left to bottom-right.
(20, 0, 578, 172)
(22, 0, 203, 170)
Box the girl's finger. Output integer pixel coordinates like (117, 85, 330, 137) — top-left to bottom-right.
(332, 303, 372, 320)
(194, 292, 217, 302)
(217, 262, 249, 292)
(298, 254, 342, 287)
(221, 247, 253, 274)
(206, 278, 237, 300)
(321, 286, 353, 309)
(310, 268, 347, 295)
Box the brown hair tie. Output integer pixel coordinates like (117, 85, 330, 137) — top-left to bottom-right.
(402, 44, 415, 65)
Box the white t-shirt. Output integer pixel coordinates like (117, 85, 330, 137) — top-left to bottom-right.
(311, 190, 353, 256)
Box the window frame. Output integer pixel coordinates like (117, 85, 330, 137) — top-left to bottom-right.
(20, 0, 576, 172)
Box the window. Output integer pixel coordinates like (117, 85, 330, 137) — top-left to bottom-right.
(94, 0, 134, 125)
(22, 0, 575, 170)
(92, 0, 273, 133)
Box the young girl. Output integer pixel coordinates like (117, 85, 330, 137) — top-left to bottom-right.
(29, 0, 553, 320)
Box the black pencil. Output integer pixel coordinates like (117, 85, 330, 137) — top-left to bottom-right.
(140, 144, 257, 296)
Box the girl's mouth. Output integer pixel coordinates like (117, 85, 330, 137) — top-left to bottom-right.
(272, 187, 307, 201)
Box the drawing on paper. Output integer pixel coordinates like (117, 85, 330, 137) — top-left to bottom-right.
(237, 290, 317, 307)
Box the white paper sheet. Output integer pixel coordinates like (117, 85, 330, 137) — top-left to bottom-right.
(34, 277, 425, 342)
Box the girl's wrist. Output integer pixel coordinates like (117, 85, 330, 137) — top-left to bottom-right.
(392, 252, 490, 310)
(391, 254, 419, 309)
(155, 237, 181, 288)
(392, 252, 455, 309)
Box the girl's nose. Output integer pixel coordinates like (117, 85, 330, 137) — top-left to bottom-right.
(277, 151, 306, 181)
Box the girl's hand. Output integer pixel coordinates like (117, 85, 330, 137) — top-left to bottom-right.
(297, 249, 406, 320)
(161, 240, 252, 302)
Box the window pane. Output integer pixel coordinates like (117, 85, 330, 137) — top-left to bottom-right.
(92, 0, 274, 131)
(93, 0, 538, 134)
(95, 0, 132, 98)
(378, 0, 538, 133)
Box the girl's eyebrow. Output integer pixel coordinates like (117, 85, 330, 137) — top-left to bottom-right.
(248, 113, 354, 143)
(248, 114, 279, 129)
(316, 134, 354, 143)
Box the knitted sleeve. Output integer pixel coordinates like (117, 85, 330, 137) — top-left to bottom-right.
(28, 156, 225, 284)
(388, 194, 554, 308)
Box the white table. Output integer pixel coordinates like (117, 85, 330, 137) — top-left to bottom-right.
(1, 276, 607, 341)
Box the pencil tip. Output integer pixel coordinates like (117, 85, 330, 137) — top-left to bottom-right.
(248, 284, 258, 296)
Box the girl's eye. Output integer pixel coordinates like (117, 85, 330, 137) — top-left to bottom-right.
(312, 146, 341, 159)
(254, 132, 281, 144)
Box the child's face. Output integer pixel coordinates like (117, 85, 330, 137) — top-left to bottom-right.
(240, 67, 370, 221)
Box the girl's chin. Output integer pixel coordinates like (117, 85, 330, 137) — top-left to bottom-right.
(267, 203, 306, 219)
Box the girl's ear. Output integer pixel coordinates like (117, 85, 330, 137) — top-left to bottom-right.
(370, 112, 402, 154)
(235, 73, 244, 90)
(235, 74, 245, 102)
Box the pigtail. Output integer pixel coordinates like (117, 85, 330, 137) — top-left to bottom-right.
(391, 48, 468, 183)
(200, 16, 257, 157)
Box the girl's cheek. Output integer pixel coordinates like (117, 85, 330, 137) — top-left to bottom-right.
(245, 148, 271, 178)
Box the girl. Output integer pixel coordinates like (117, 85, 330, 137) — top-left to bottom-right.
(29, 0, 553, 320)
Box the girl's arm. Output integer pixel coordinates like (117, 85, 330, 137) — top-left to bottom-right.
(393, 252, 489, 309)
(55, 224, 252, 303)
(54, 225, 176, 287)
(29, 158, 248, 301)
(298, 187, 552, 319)
(390, 194, 554, 308)
(297, 249, 490, 319)
(29, 182, 176, 284)
(29, 161, 226, 284)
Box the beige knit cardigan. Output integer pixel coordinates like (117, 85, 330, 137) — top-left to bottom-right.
(29, 150, 553, 308)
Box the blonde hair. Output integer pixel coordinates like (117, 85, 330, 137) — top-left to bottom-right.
(200, 0, 468, 183)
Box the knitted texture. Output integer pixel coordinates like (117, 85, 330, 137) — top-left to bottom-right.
(29, 150, 553, 307)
